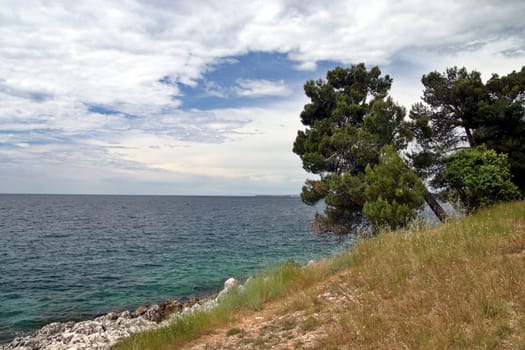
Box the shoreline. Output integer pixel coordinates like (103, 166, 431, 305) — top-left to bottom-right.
(0, 278, 239, 350)
(113, 202, 525, 350)
(1, 250, 351, 348)
(0, 250, 350, 348)
(0, 194, 341, 348)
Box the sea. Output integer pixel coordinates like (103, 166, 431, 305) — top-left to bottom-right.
(0, 194, 355, 344)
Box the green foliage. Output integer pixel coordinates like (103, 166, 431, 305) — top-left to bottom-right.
(300, 179, 327, 205)
(419, 67, 487, 146)
(408, 67, 488, 184)
(443, 146, 520, 212)
(293, 64, 413, 234)
(364, 146, 426, 229)
(364, 98, 412, 150)
(479, 67, 525, 193)
(313, 172, 367, 235)
(410, 66, 525, 194)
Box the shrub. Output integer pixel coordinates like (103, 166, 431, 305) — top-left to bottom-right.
(443, 146, 520, 212)
(364, 145, 426, 230)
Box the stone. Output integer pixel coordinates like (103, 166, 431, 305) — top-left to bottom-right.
(224, 277, 238, 290)
(216, 277, 238, 301)
(39, 322, 66, 336)
(142, 305, 161, 322)
(0, 277, 245, 350)
(159, 300, 182, 320)
(119, 310, 132, 319)
(185, 296, 200, 308)
(105, 312, 119, 321)
(134, 305, 148, 317)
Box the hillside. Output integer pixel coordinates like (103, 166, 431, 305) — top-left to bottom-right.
(115, 201, 525, 349)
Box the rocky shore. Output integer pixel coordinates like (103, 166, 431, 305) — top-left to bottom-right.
(1, 278, 238, 350)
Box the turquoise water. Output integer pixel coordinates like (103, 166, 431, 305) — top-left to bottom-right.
(0, 194, 354, 343)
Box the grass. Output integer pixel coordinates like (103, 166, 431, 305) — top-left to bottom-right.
(315, 200, 525, 349)
(113, 259, 334, 350)
(114, 201, 525, 350)
(225, 327, 242, 337)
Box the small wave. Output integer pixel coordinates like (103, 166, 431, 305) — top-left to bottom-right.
(41, 233, 72, 239)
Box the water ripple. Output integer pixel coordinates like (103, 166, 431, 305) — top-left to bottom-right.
(0, 194, 354, 343)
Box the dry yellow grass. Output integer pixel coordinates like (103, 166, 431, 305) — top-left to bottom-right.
(315, 201, 525, 349)
(115, 201, 525, 350)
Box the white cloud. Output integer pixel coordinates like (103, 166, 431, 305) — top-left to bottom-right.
(107, 99, 309, 193)
(387, 36, 525, 109)
(0, 0, 524, 194)
(234, 79, 292, 97)
(0, 99, 309, 195)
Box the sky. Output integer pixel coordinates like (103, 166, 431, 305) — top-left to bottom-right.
(1, 0, 524, 195)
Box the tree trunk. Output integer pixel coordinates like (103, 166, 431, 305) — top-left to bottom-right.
(424, 191, 447, 222)
(464, 127, 475, 147)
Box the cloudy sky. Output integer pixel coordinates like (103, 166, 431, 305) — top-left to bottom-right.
(1, 0, 524, 195)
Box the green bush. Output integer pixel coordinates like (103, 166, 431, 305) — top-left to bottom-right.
(364, 145, 425, 230)
(443, 146, 520, 212)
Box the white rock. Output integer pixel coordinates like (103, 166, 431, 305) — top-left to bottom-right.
(216, 277, 238, 301)
(0, 277, 244, 350)
(224, 277, 238, 289)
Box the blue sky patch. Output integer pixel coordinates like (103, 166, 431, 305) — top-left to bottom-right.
(87, 104, 139, 119)
(176, 51, 344, 110)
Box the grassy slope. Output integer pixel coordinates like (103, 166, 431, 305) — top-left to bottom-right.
(115, 201, 525, 349)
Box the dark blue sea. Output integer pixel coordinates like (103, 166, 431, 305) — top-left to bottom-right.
(0, 194, 354, 344)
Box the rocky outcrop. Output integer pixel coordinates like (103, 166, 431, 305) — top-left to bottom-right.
(158, 299, 183, 319)
(1, 278, 238, 350)
(1, 310, 158, 350)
